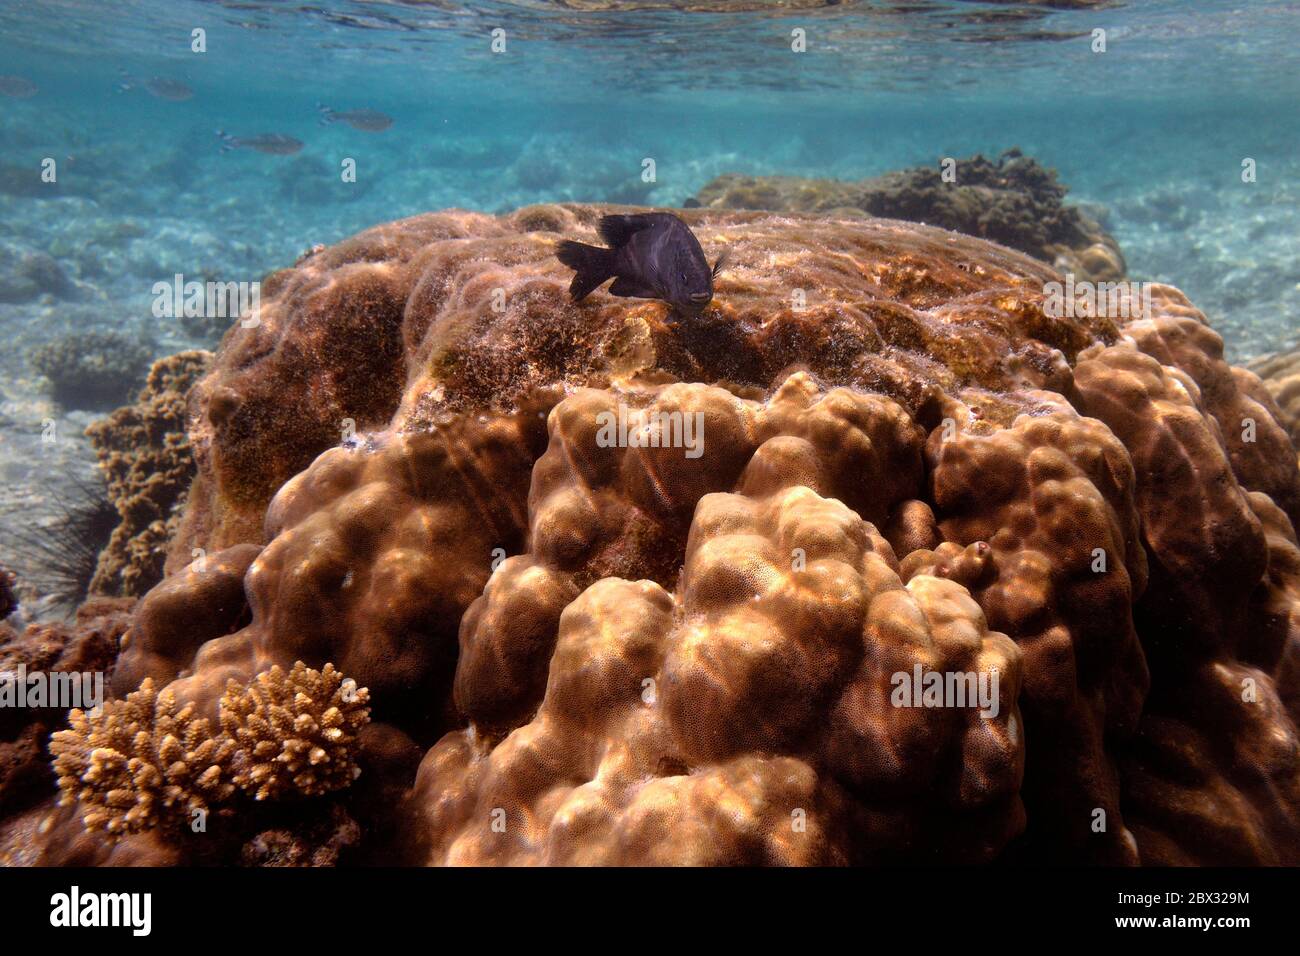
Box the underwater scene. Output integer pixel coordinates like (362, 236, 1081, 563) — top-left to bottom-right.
(1, 0, 1299, 899)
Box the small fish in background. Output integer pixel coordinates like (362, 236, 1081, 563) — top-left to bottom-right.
(116, 71, 194, 100)
(0, 75, 38, 98)
(216, 131, 304, 155)
(318, 104, 393, 132)
(557, 212, 726, 319)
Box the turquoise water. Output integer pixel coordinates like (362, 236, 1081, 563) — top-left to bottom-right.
(0, 0, 1297, 360)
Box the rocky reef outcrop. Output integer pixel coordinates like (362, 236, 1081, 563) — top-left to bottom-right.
(85, 350, 212, 597)
(29, 330, 153, 410)
(692, 150, 1126, 284)
(9, 204, 1300, 866)
(0, 598, 133, 828)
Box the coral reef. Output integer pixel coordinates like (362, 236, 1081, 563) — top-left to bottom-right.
(51, 679, 239, 836)
(16, 203, 1300, 866)
(49, 661, 369, 837)
(29, 330, 153, 409)
(0, 238, 78, 302)
(418, 421, 1024, 863)
(85, 350, 212, 597)
(693, 150, 1126, 283)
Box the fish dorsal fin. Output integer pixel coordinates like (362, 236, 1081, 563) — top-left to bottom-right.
(597, 214, 657, 249)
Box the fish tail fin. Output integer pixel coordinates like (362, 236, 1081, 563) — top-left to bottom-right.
(318, 104, 334, 125)
(556, 240, 616, 302)
(215, 130, 234, 153)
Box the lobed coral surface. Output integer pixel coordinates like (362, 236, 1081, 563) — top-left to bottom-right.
(10, 203, 1300, 866)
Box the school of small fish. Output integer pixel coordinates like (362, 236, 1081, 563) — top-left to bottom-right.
(117, 71, 195, 101)
(319, 104, 393, 132)
(216, 104, 395, 156)
(4, 69, 394, 158)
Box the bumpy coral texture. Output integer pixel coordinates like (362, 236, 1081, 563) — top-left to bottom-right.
(420, 377, 1024, 864)
(50, 205, 1300, 865)
(50, 662, 369, 838)
(86, 349, 212, 597)
(910, 388, 1150, 863)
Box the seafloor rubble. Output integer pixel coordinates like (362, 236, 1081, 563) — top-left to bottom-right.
(2, 204, 1298, 866)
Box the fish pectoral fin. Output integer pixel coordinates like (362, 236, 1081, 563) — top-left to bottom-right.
(597, 214, 657, 249)
(608, 276, 658, 299)
(712, 249, 730, 278)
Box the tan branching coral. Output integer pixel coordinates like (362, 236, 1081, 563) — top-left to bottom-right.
(51, 680, 236, 836)
(50, 663, 368, 837)
(221, 662, 370, 801)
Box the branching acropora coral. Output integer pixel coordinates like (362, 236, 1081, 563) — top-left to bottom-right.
(50, 662, 369, 836)
(220, 662, 370, 801)
(51, 680, 237, 836)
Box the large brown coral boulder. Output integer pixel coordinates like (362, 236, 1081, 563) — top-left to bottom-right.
(61, 204, 1300, 866)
